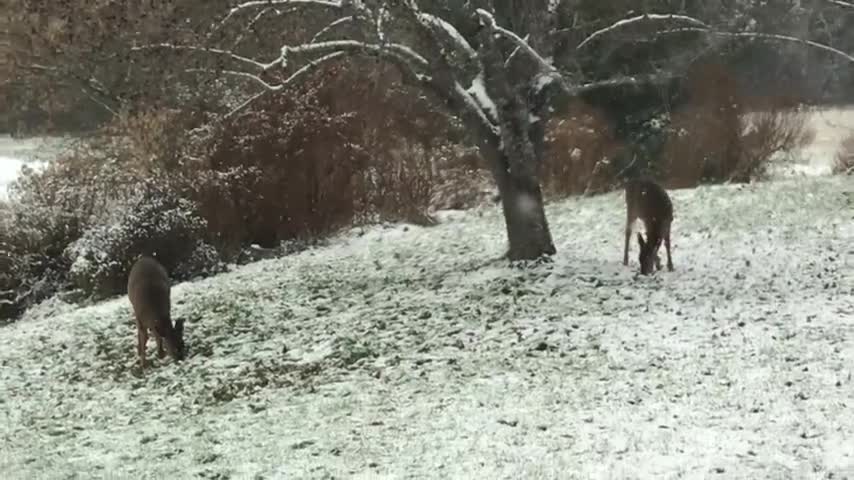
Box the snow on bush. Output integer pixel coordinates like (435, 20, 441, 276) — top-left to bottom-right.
(64, 182, 221, 299)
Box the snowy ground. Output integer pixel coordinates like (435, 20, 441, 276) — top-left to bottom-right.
(1, 172, 852, 478)
(0, 134, 64, 199)
(770, 106, 854, 178)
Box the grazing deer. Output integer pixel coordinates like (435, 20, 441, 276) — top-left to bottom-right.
(127, 256, 184, 368)
(623, 177, 674, 275)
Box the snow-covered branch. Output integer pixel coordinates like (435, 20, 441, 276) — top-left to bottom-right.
(311, 16, 355, 42)
(230, 7, 275, 48)
(215, 0, 343, 33)
(185, 68, 281, 91)
(824, 0, 854, 9)
(567, 73, 676, 96)
(131, 43, 279, 71)
(659, 28, 854, 65)
(577, 14, 710, 50)
(476, 9, 555, 75)
(415, 12, 477, 62)
(224, 51, 348, 118)
(281, 40, 429, 71)
(455, 81, 499, 135)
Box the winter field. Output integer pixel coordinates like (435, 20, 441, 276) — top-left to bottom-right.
(0, 134, 65, 199)
(0, 113, 853, 479)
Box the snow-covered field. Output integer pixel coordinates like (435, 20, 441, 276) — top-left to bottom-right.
(771, 106, 854, 177)
(0, 134, 64, 199)
(1, 171, 852, 478)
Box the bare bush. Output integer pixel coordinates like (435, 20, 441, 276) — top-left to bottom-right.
(834, 133, 854, 175)
(738, 105, 815, 181)
(354, 143, 438, 226)
(430, 145, 496, 211)
(200, 86, 365, 251)
(662, 63, 744, 188)
(662, 63, 814, 187)
(542, 100, 622, 197)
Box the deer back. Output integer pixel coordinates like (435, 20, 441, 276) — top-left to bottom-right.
(128, 256, 184, 359)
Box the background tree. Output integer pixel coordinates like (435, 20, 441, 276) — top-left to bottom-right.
(3, 0, 854, 261)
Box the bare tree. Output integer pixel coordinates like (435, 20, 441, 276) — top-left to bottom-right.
(152, 1, 718, 260)
(10, 0, 853, 259)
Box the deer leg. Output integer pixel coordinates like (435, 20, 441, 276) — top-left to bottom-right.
(136, 322, 148, 369)
(623, 218, 633, 266)
(665, 224, 674, 271)
(155, 334, 166, 359)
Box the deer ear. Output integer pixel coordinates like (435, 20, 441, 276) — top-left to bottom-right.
(636, 233, 646, 249)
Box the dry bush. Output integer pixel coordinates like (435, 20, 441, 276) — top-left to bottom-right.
(542, 100, 622, 197)
(430, 144, 497, 211)
(200, 85, 365, 253)
(834, 133, 854, 175)
(662, 63, 814, 187)
(738, 104, 815, 181)
(662, 63, 744, 188)
(319, 61, 454, 225)
(1, 60, 456, 320)
(353, 142, 438, 226)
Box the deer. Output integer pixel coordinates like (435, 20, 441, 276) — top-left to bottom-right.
(127, 256, 185, 368)
(623, 177, 674, 275)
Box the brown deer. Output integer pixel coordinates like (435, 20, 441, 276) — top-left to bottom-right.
(127, 256, 185, 368)
(623, 177, 674, 275)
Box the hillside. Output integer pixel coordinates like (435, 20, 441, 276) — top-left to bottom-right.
(1, 174, 852, 479)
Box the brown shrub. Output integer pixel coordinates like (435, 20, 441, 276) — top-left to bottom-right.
(542, 100, 622, 197)
(429, 145, 496, 211)
(661, 62, 744, 188)
(320, 60, 453, 225)
(200, 86, 365, 252)
(662, 62, 814, 187)
(1, 59, 458, 320)
(834, 133, 854, 175)
(737, 105, 815, 181)
(353, 142, 437, 226)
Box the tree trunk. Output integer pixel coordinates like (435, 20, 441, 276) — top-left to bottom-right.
(495, 172, 556, 261)
(485, 146, 556, 261)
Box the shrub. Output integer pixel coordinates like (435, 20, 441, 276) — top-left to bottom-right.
(64, 179, 221, 299)
(542, 100, 622, 197)
(430, 144, 496, 211)
(737, 105, 815, 181)
(354, 142, 438, 226)
(0, 109, 216, 317)
(200, 86, 365, 251)
(661, 62, 814, 187)
(834, 133, 854, 175)
(1, 61, 456, 320)
(661, 63, 744, 187)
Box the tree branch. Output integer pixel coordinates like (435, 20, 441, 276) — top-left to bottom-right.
(185, 68, 282, 91)
(131, 43, 279, 71)
(281, 40, 430, 71)
(476, 9, 555, 75)
(824, 0, 854, 9)
(577, 14, 710, 50)
(659, 28, 854, 65)
(214, 0, 343, 35)
(311, 16, 356, 42)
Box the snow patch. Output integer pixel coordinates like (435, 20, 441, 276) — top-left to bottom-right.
(467, 73, 498, 123)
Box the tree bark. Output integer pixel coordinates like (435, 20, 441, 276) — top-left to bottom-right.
(483, 145, 556, 261)
(473, 7, 557, 261)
